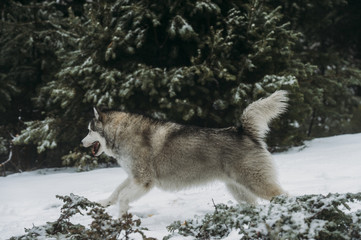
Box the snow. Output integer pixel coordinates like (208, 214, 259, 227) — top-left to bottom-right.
(1, 133, 361, 239)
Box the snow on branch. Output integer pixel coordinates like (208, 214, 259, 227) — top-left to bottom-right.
(0, 142, 13, 168)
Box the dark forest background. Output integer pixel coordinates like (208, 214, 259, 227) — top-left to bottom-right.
(1, 0, 360, 172)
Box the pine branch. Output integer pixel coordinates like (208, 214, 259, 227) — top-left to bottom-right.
(212, 198, 218, 214)
(0, 142, 13, 168)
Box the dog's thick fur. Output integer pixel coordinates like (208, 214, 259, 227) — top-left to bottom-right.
(82, 90, 288, 214)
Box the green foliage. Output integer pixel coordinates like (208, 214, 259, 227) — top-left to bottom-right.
(13, 118, 58, 153)
(270, 0, 361, 138)
(61, 148, 115, 171)
(0, 135, 9, 155)
(10, 194, 149, 240)
(0, 77, 19, 113)
(1, 0, 360, 168)
(9, 192, 361, 239)
(166, 192, 361, 240)
(28, 0, 305, 151)
(0, 0, 78, 169)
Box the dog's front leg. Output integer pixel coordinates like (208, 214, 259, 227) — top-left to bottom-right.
(98, 177, 152, 216)
(98, 177, 132, 207)
(116, 178, 152, 216)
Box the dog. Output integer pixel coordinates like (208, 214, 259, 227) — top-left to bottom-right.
(81, 90, 288, 214)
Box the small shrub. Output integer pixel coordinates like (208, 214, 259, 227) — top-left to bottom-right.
(10, 194, 150, 240)
(166, 193, 361, 239)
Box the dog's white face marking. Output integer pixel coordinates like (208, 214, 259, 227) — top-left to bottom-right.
(81, 123, 106, 156)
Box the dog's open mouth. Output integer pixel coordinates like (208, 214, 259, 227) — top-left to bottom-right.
(92, 141, 100, 156)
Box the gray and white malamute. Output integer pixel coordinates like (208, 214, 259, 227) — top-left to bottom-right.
(82, 91, 288, 214)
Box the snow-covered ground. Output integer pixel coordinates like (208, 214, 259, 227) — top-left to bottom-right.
(1, 133, 360, 239)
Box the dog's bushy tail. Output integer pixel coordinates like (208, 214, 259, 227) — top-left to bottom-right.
(241, 90, 288, 141)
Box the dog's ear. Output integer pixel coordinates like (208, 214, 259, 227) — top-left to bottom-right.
(93, 107, 104, 122)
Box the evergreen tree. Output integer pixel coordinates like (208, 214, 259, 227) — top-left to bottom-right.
(271, 0, 361, 137)
(0, 0, 88, 169)
(1, 0, 360, 169)
(14, 0, 306, 167)
(0, 0, 61, 168)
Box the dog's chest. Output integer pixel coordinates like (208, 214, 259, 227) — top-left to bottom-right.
(116, 154, 133, 174)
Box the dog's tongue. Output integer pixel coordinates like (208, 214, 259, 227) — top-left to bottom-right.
(92, 141, 100, 156)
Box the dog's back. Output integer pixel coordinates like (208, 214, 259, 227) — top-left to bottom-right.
(152, 91, 288, 191)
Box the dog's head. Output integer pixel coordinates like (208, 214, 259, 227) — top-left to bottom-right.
(81, 107, 107, 156)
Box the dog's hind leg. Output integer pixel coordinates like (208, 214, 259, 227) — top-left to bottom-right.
(238, 168, 285, 201)
(244, 179, 284, 201)
(252, 181, 284, 201)
(226, 183, 257, 205)
(229, 152, 286, 201)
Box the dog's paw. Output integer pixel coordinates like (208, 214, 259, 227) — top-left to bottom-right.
(118, 203, 130, 217)
(98, 198, 114, 207)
